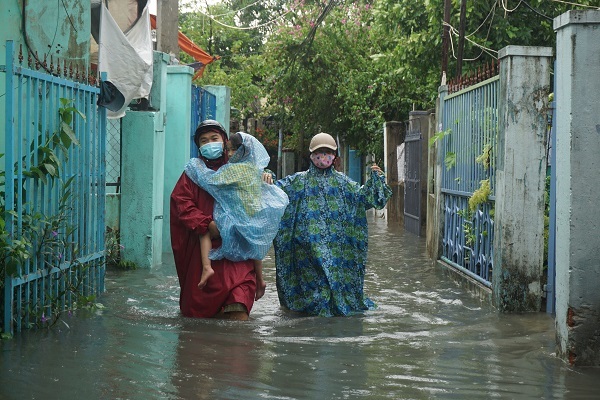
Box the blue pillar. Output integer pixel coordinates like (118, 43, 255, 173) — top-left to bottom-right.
(163, 65, 194, 253)
(120, 111, 165, 268)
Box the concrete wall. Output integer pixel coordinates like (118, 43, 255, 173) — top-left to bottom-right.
(162, 65, 194, 253)
(554, 10, 600, 366)
(492, 46, 552, 312)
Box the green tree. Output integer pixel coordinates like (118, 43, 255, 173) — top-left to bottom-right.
(180, 0, 597, 165)
(262, 0, 386, 160)
(371, 0, 598, 119)
(179, 2, 268, 120)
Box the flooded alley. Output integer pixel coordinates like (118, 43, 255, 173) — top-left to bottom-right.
(2, 216, 600, 399)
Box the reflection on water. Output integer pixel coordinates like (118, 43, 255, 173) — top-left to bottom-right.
(2, 216, 600, 399)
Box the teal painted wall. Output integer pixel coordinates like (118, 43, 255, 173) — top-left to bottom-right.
(117, 51, 170, 267)
(163, 65, 194, 253)
(149, 52, 171, 111)
(0, 0, 90, 66)
(120, 111, 165, 269)
(1, 0, 90, 169)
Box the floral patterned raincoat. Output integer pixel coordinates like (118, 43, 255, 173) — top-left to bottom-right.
(274, 163, 392, 316)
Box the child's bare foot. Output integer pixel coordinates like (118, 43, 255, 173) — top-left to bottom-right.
(255, 278, 266, 300)
(198, 265, 214, 288)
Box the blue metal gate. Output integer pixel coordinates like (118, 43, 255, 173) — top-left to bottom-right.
(404, 127, 422, 235)
(190, 85, 217, 157)
(439, 76, 498, 287)
(2, 41, 106, 334)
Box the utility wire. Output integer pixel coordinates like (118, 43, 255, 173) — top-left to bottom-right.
(444, 21, 498, 61)
(467, 2, 497, 38)
(521, 1, 553, 21)
(550, 0, 600, 9)
(22, 0, 53, 74)
(501, 0, 522, 14)
(500, 0, 554, 21)
(197, 8, 292, 30)
(209, 0, 264, 17)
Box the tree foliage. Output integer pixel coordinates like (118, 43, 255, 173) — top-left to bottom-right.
(179, 2, 268, 119)
(178, 0, 597, 161)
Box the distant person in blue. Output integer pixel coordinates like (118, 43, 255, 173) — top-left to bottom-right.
(267, 132, 392, 316)
(185, 131, 288, 301)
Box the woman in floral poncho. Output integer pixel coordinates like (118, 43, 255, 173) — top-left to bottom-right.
(272, 133, 392, 317)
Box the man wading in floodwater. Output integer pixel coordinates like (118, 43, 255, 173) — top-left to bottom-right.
(170, 120, 258, 320)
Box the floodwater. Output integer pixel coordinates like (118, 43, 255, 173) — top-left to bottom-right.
(2, 216, 600, 400)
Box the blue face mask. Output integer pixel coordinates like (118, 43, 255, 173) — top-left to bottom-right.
(199, 142, 224, 159)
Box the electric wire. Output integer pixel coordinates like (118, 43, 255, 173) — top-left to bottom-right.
(521, 1, 553, 21)
(22, 0, 53, 74)
(550, 0, 600, 9)
(500, 0, 554, 21)
(196, 8, 292, 30)
(208, 0, 264, 18)
(500, 0, 522, 13)
(444, 21, 499, 61)
(467, 1, 497, 38)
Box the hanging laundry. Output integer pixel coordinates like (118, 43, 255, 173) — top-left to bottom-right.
(98, 3, 153, 119)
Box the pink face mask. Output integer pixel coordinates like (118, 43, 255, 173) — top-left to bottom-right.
(310, 151, 335, 169)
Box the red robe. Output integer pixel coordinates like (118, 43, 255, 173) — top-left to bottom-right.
(170, 172, 256, 317)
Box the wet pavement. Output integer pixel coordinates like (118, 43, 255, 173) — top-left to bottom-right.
(2, 216, 600, 399)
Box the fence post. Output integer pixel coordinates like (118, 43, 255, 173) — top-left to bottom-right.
(3, 40, 15, 335)
(427, 86, 446, 260)
(493, 46, 553, 312)
(554, 10, 600, 366)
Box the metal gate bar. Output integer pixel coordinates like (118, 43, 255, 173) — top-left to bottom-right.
(439, 76, 498, 286)
(404, 128, 421, 235)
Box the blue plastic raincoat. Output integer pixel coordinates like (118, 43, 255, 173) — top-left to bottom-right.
(185, 133, 289, 262)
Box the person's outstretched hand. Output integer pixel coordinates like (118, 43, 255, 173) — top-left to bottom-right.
(262, 172, 273, 184)
(370, 164, 383, 175)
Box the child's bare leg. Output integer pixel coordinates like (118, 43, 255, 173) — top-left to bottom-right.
(254, 259, 266, 300)
(198, 233, 214, 288)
